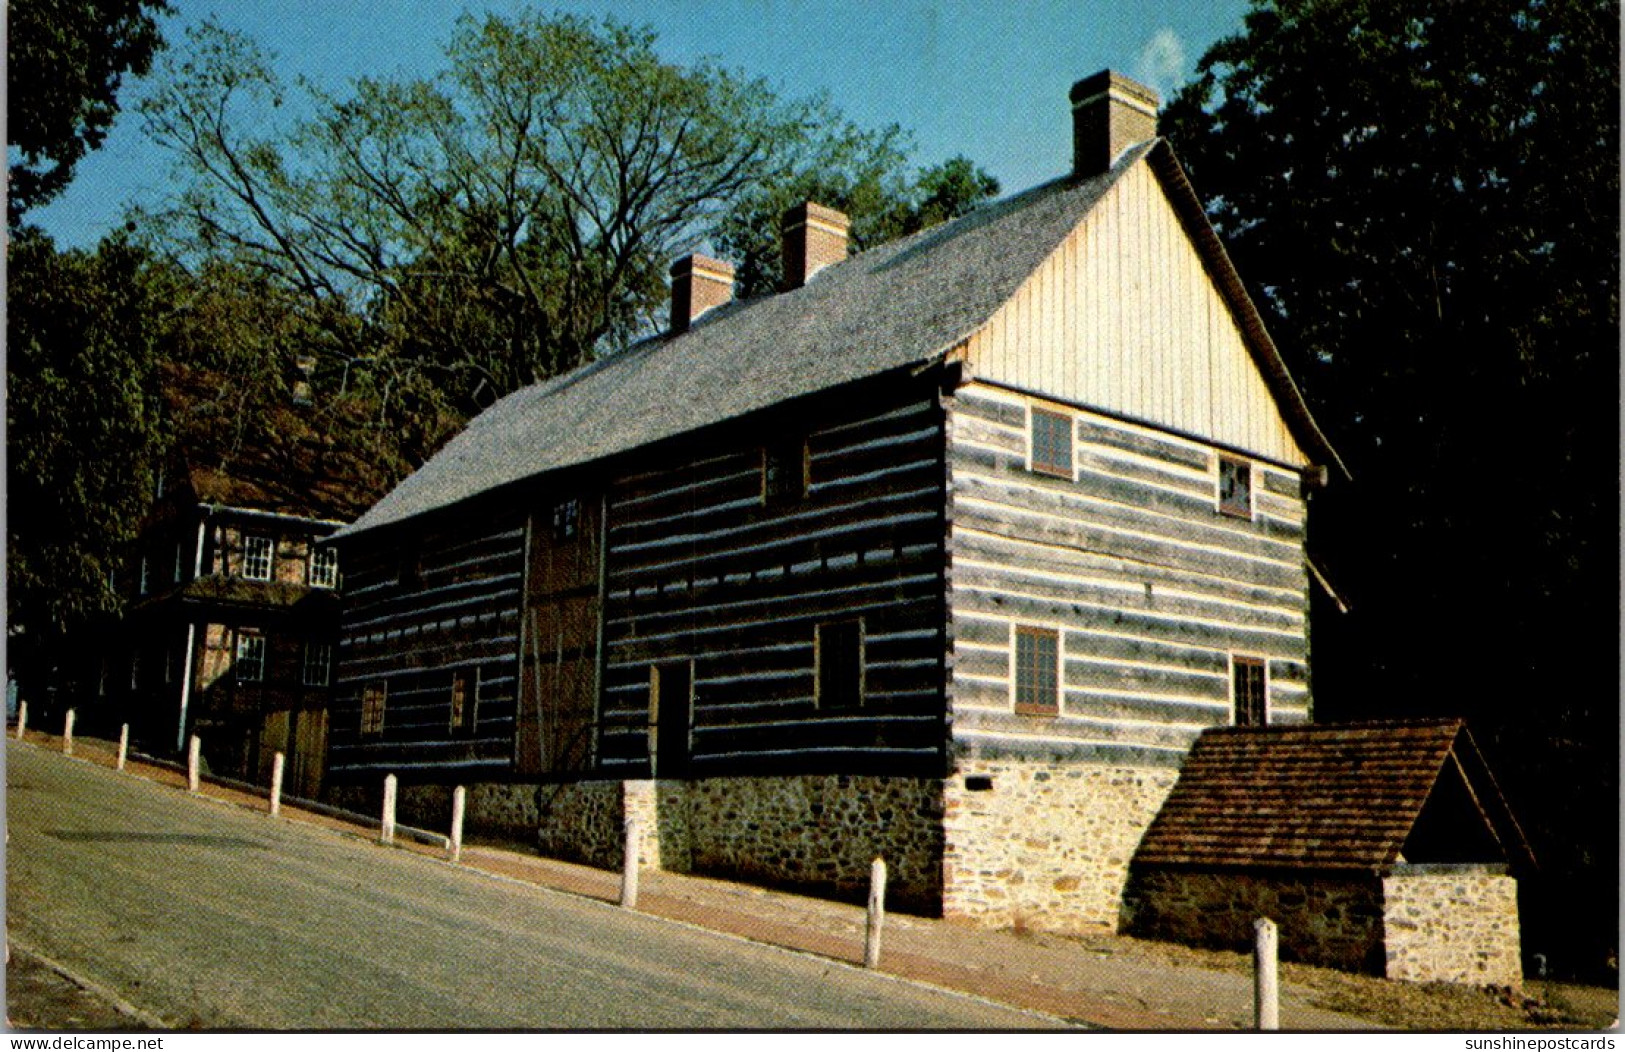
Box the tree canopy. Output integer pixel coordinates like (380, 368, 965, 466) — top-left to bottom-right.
(7, 228, 166, 682)
(1160, 0, 1618, 977)
(7, 0, 169, 224)
(137, 12, 983, 463)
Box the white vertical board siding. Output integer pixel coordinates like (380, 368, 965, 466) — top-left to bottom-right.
(966, 162, 1307, 468)
(947, 383, 1311, 764)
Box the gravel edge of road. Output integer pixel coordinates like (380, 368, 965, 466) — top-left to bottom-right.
(6, 940, 174, 1031)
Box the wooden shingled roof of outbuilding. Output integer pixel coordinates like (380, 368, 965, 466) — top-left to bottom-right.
(1131, 719, 1533, 871)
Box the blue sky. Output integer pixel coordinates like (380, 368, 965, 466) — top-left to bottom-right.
(29, 0, 1250, 249)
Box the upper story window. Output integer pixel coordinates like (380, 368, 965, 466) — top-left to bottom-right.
(309, 546, 339, 589)
(1232, 654, 1267, 726)
(552, 498, 580, 542)
(763, 440, 808, 507)
(235, 633, 266, 682)
(1029, 407, 1073, 478)
(815, 619, 864, 709)
(302, 642, 332, 687)
(1014, 624, 1061, 716)
(242, 535, 274, 581)
(1217, 456, 1254, 520)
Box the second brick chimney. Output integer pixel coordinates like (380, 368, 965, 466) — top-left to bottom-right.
(781, 201, 850, 290)
(1070, 70, 1160, 178)
(669, 254, 735, 334)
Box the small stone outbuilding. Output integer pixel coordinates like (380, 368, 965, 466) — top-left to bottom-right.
(1121, 719, 1534, 988)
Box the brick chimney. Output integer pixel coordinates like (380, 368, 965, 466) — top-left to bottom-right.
(669, 254, 735, 334)
(1070, 70, 1160, 177)
(781, 201, 850, 290)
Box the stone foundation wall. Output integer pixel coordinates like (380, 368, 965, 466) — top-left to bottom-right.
(941, 761, 1177, 933)
(1121, 867, 1387, 973)
(1383, 866, 1522, 988)
(682, 775, 944, 911)
(525, 774, 944, 910)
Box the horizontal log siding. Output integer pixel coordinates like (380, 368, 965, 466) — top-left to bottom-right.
(329, 519, 525, 777)
(600, 396, 949, 776)
(948, 383, 1310, 764)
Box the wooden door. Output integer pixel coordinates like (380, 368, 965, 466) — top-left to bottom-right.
(517, 496, 601, 775)
(651, 661, 692, 778)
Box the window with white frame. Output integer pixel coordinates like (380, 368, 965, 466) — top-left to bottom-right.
(303, 642, 332, 687)
(1029, 407, 1074, 478)
(1231, 654, 1267, 726)
(235, 633, 266, 682)
(242, 535, 274, 581)
(1217, 456, 1254, 520)
(309, 545, 339, 589)
(1014, 625, 1061, 715)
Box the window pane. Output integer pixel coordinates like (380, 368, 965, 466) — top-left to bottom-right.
(1218, 457, 1253, 519)
(1233, 656, 1266, 725)
(1031, 409, 1072, 477)
(309, 547, 339, 588)
(1015, 626, 1059, 714)
(243, 536, 274, 581)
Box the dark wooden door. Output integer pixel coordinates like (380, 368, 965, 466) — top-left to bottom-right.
(651, 661, 691, 778)
(517, 496, 601, 775)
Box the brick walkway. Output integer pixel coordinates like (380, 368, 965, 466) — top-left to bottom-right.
(12, 728, 1381, 1031)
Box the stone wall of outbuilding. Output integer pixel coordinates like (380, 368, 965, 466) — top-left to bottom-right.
(1382, 865, 1522, 988)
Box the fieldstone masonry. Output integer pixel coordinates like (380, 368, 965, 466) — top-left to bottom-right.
(1121, 869, 1387, 973)
(942, 760, 1178, 932)
(1383, 865, 1522, 988)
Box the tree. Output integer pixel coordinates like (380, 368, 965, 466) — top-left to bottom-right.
(1160, 0, 1619, 978)
(715, 152, 1001, 299)
(7, 0, 169, 223)
(138, 13, 904, 460)
(7, 228, 165, 705)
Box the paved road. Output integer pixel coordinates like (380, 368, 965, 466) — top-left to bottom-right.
(6, 741, 1059, 1029)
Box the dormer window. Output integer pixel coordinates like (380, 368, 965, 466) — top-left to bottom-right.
(309, 546, 339, 589)
(1217, 456, 1253, 519)
(243, 535, 274, 581)
(1029, 407, 1073, 478)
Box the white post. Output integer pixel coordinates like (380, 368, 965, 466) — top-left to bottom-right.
(620, 816, 641, 909)
(269, 752, 285, 817)
(63, 709, 76, 756)
(1254, 916, 1280, 1031)
(380, 774, 397, 844)
(116, 724, 129, 771)
(449, 785, 466, 863)
(187, 734, 201, 793)
(15, 701, 26, 740)
(865, 856, 888, 969)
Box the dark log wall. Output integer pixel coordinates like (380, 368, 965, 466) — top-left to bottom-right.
(947, 381, 1310, 765)
(328, 516, 526, 778)
(596, 386, 950, 777)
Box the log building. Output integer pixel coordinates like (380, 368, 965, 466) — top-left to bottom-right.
(326, 71, 1527, 979)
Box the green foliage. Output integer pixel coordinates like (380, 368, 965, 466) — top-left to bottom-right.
(715, 152, 1001, 299)
(137, 12, 893, 462)
(7, 0, 169, 223)
(1161, 0, 1618, 976)
(6, 228, 164, 675)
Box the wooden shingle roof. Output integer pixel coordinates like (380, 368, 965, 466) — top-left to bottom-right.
(1132, 719, 1533, 871)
